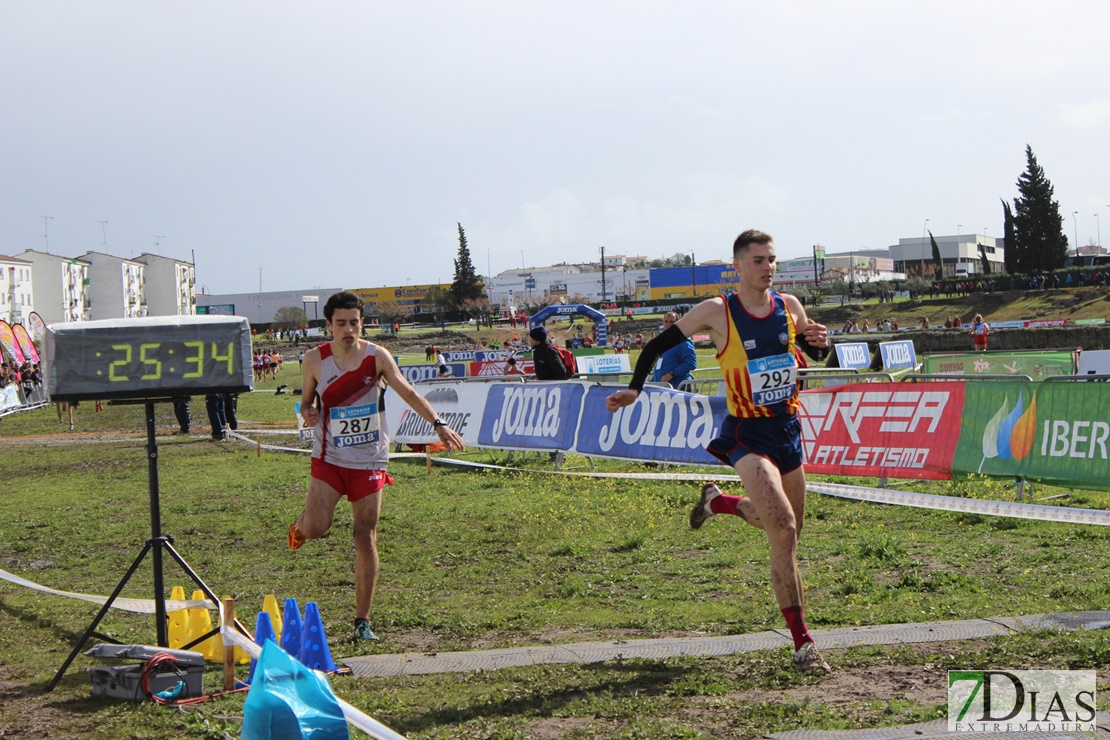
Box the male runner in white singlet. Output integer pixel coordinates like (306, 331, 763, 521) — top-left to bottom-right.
(289, 291, 464, 641)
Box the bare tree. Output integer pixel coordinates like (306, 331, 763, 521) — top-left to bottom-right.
(373, 301, 408, 331)
(522, 295, 560, 315)
(273, 306, 308, 331)
(459, 296, 493, 328)
(422, 285, 452, 327)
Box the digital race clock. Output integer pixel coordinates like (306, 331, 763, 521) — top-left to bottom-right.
(43, 315, 254, 402)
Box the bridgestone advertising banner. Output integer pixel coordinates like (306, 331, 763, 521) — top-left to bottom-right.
(386, 379, 1110, 490)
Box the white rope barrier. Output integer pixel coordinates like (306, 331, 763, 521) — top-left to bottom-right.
(226, 429, 311, 454)
(422, 457, 1109, 525)
(808, 481, 1110, 526)
(218, 431, 1110, 526)
(429, 455, 740, 481)
(0, 568, 215, 612)
(225, 429, 431, 461)
(224, 427, 300, 435)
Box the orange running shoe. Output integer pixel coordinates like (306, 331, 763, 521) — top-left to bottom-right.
(288, 522, 306, 551)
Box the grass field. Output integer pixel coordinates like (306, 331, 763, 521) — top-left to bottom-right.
(1, 365, 1108, 738)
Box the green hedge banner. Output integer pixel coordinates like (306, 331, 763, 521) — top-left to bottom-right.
(922, 350, 1075, 379)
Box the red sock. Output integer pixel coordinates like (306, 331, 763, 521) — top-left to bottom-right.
(781, 605, 814, 651)
(709, 493, 742, 516)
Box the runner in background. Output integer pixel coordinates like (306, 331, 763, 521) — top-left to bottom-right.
(289, 291, 463, 641)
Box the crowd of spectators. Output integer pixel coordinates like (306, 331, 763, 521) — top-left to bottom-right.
(0, 360, 41, 400)
(934, 270, 1110, 294)
(890, 268, 1110, 300)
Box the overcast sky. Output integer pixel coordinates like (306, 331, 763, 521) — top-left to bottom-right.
(3, 1, 1109, 296)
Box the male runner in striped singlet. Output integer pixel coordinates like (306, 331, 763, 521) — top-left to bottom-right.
(289, 291, 464, 641)
(606, 230, 832, 672)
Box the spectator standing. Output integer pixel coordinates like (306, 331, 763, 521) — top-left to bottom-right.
(970, 314, 989, 352)
(205, 394, 227, 440)
(651, 312, 697, 389)
(172, 397, 191, 434)
(527, 327, 566, 380)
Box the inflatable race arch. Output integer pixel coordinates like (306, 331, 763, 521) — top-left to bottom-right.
(528, 304, 608, 346)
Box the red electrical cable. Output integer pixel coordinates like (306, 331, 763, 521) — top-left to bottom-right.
(139, 651, 183, 704)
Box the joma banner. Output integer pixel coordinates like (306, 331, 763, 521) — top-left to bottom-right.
(575, 385, 723, 465)
(399, 363, 468, 383)
(478, 383, 584, 450)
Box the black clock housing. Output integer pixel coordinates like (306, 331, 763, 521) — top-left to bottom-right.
(44, 316, 254, 402)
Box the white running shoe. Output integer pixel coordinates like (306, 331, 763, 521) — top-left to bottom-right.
(793, 642, 831, 673)
(690, 483, 721, 529)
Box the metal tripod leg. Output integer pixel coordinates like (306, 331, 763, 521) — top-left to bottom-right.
(46, 540, 154, 691)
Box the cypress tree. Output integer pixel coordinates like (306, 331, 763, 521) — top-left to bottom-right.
(1001, 198, 1017, 274)
(450, 222, 484, 309)
(1012, 145, 1069, 272)
(978, 243, 992, 275)
(929, 230, 943, 279)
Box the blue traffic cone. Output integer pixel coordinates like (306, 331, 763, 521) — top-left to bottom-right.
(248, 611, 276, 683)
(297, 602, 337, 672)
(279, 597, 303, 658)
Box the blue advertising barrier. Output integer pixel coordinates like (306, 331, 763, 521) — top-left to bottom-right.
(478, 383, 585, 450)
(834, 342, 872, 370)
(879, 340, 917, 371)
(574, 386, 723, 465)
(399, 363, 468, 383)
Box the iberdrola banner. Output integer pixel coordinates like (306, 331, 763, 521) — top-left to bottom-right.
(952, 381, 1110, 490)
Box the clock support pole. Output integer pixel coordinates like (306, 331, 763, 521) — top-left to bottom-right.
(47, 399, 249, 691)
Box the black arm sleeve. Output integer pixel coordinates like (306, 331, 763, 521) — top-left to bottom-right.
(796, 332, 829, 362)
(629, 325, 688, 392)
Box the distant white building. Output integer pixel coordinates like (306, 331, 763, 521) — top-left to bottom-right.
(0, 254, 34, 325)
(197, 288, 344, 326)
(17, 250, 90, 324)
(775, 252, 901, 288)
(80, 251, 146, 320)
(889, 234, 1004, 278)
(134, 253, 196, 316)
(488, 263, 650, 306)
